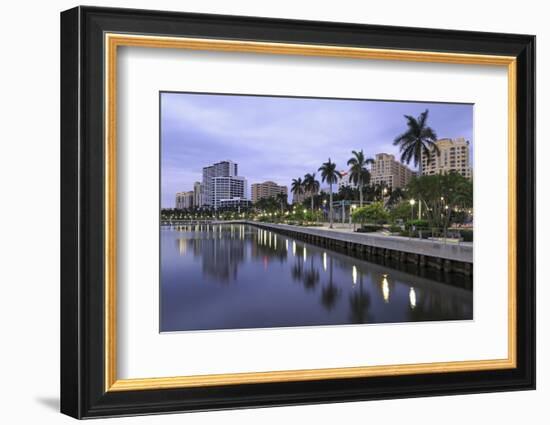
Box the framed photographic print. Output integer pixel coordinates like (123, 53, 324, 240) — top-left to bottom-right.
(60, 6, 536, 419)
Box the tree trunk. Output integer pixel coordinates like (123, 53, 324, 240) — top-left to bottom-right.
(359, 182, 363, 207)
(329, 185, 333, 228)
(311, 193, 314, 213)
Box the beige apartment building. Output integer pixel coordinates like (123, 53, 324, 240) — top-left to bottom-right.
(421, 137, 472, 179)
(175, 191, 194, 209)
(251, 181, 288, 204)
(370, 153, 416, 189)
(193, 181, 202, 207)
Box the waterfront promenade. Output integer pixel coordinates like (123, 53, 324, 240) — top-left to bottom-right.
(244, 221, 473, 276)
(249, 221, 472, 263)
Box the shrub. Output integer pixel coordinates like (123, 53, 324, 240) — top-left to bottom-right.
(406, 219, 429, 229)
(388, 225, 402, 233)
(399, 229, 421, 238)
(356, 225, 382, 233)
(459, 229, 474, 242)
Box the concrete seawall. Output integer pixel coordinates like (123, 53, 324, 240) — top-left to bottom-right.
(248, 221, 473, 276)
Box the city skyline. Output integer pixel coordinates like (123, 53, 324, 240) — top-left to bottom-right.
(161, 92, 473, 208)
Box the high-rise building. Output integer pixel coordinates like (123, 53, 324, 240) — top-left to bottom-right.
(193, 181, 202, 207)
(201, 160, 244, 208)
(213, 175, 247, 209)
(371, 153, 415, 189)
(420, 137, 472, 179)
(251, 181, 288, 203)
(175, 191, 194, 209)
(338, 172, 356, 190)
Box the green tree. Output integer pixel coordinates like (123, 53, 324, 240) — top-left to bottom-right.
(352, 202, 389, 225)
(347, 150, 374, 207)
(337, 185, 357, 201)
(389, 200, 412, 222)
(393, 109, 439, 172)
(407, 172, 473, 230)
(386, 187, 405, 208)
(303, 172, 320, 213)
(318, 158, 342, 228)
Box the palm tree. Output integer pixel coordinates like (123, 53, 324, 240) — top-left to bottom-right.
(303, 172, 320, 213)
(347, 150, 374, 207)
(318, 158, 342, 228)
(393, 109, 439, 173)
(275, 192, 287, 214)
(290, 178, 304, 205)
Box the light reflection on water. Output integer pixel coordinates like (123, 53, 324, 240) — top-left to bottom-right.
(160, 224, 473, 332)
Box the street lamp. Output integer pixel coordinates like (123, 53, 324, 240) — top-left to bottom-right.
(409, 199, 416, 221)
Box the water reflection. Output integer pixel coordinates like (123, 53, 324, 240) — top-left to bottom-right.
(161, 224, 473, 332)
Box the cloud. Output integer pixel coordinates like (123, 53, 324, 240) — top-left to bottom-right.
(161, 93, 473, 207)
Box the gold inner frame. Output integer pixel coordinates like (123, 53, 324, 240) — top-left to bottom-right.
(104, 33, 517, 392)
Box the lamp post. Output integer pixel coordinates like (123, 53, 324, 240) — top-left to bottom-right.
(409, 199, 416, 221)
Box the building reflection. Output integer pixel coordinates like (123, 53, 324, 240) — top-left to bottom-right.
(178, 224, 247, 283)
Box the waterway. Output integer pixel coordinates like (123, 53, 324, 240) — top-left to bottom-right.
(161, 224, 473, 332)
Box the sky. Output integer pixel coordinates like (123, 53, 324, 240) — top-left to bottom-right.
(161, 92, 473, 208)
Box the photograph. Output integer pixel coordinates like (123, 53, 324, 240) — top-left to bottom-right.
(160, 92, 474, 332)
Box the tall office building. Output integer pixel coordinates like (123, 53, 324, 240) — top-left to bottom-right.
(420, 137, 472, 179)
(175, 191, 194, 209)
(251, 181, 288, 204)
(370, 153, 415, 189)
(201, 160, 240, 207)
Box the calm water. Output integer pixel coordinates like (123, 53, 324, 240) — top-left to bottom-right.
(160, 224, 473, 332)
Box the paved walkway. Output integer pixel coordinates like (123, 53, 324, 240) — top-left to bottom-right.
(249, 221, 473, 263)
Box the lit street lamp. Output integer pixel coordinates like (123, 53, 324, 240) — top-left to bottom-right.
(409, 199, 416, 221)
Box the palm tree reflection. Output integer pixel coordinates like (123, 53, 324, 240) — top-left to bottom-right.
(303, 254, 320, 291)
(320, 256, 340, 311)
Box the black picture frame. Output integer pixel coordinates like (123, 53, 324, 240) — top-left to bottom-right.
(61, 5, 535, 419)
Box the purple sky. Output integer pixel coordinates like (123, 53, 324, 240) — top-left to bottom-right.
(161, 92, 473, 208)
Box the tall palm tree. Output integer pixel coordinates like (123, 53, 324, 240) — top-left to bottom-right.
(303, 172, 320, 213)
(275, 192, 287, 214)
(318, 158, 341, 228)
(393, 109, 439, 173)
(347, 150, 374, 207)
(290, 178, 304, 205)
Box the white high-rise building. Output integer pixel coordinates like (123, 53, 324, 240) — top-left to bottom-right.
(338, 172, 357, 190)
(213, 176, 248, 209)
(201, 160, 242, 207)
